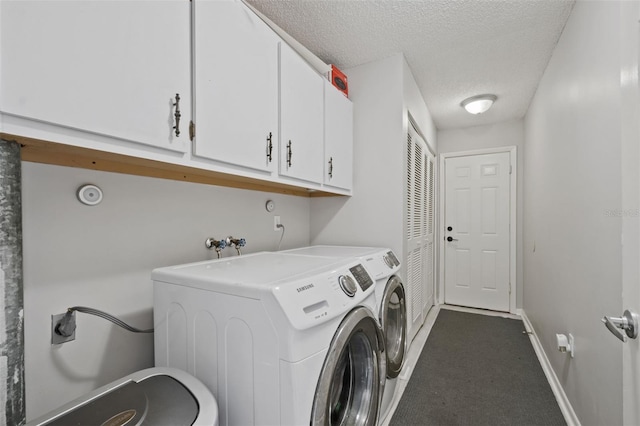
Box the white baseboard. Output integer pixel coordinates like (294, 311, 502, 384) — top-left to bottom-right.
(520, 310, 581, 426)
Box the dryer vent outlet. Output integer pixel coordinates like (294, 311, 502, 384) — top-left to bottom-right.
(52, 311, 76, 344)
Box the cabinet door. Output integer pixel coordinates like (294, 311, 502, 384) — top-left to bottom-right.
(280, 44, 324, 184)
(0, 0, 190, 154)
(192, 0, 279, 173)
(324, 81, 353, 191)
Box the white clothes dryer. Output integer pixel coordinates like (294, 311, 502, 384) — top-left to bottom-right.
(152, 252, 385, 426)
(283, 246, 406, 423)
(359, 249, 405, 423)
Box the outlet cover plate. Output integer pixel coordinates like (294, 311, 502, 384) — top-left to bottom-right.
(569, 333, 574, 358)
(51, 312, 76, 344)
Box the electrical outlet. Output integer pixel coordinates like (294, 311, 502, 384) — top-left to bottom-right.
(569, 333, 575, 358)
(274, 216, 281, 231)
(52, 312, 76, 344)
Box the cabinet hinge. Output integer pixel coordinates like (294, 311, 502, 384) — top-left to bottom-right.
(189, 121, 195, 141)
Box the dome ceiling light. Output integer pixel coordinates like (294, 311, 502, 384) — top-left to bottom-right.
(460, 94, 497, 115)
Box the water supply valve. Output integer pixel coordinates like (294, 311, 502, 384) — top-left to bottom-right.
(205, 238, 226, 258)
(226, 236, 246, 255)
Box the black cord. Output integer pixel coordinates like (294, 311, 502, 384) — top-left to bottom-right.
(68, 306, 154, 333)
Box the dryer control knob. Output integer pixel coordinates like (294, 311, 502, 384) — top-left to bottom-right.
(383, 255, 394, 269)
(338, 275, 357, 297)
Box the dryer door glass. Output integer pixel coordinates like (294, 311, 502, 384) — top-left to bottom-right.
(311, 307, 385, 426)
(380, 276, 407, 379)
(329, 333, 372, 425)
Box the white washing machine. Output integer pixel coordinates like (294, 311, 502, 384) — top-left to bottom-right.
(283, 246, 406, 423)
(152, 252, 385, 426)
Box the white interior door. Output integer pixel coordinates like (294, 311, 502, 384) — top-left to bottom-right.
(621, 1, 640, 422)
(623, 219, 640, 426)
(444, 152, 511, 312)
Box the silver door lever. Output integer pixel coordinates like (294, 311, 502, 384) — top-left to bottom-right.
(602, 310, 639, 342)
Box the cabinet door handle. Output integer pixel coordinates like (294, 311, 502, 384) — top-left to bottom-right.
(173, 93, 181, 137)
(266, 132, 273, 162)
(287, 141, 293, 167)
(328, 157, 333, 179)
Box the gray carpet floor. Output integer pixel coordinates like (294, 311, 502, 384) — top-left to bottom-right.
(389, 309, 566, 426)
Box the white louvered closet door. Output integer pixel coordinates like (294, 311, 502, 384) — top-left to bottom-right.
(405, 122, 435, 343)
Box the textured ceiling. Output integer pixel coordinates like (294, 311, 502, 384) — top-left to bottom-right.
(246, 0, 575, 130)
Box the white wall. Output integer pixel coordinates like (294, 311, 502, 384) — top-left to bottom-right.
(402, 57, 437, 154)
(310, 54, 405, 254)
(523, 1, 627, 424)
(438, 119, 524, 308)
(310, 53, 436, 259)
(22, 162, 311, 420)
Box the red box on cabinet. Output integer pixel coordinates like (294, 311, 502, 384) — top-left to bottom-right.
(329, 65, 348, 98)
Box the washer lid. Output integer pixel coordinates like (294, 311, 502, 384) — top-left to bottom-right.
(43, 375, 199, 426)
(284, 246, 401, 281)
(152, 252, 346, 296)
(284, 245, 382, 258)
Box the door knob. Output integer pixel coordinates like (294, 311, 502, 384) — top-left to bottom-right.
(446, 236, 458, 242)
(602, 310, 639, 342)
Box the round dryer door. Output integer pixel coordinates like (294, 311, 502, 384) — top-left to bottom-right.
(311, 306, 385, 426)
(380, 276, 407, 379)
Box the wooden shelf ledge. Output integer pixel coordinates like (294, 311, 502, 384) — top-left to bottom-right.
(1, 134, 344, 198)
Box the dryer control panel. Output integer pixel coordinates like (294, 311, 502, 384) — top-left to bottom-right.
(362, 249, 401, 280)
(272, 261, 376, 330)
(349, 264, 373, 291)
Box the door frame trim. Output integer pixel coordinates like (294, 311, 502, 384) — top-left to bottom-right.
(437, 146, 517, 314)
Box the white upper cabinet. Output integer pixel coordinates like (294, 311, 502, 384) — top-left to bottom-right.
(0, 0, 190, 154)
(0, 0, 353, 196)
(192, 0, 279, 174)
(323, 81, 353, 191)
(279, 44, 324, 185)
